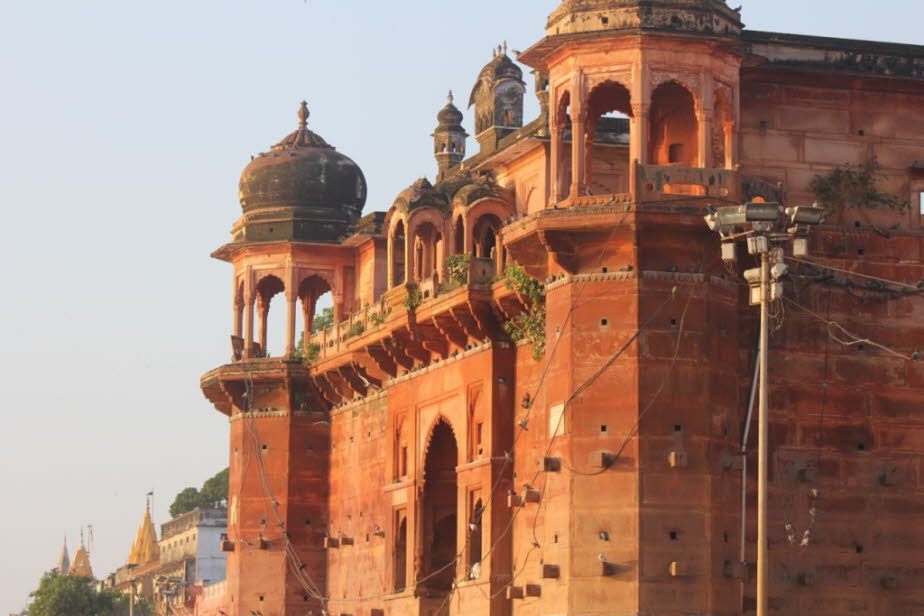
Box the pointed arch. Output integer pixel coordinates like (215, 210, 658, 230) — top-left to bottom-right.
(649, 81, 699, 167)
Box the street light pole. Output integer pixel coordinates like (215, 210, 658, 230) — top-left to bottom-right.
(704, 202, 825, 616)
(757, 250, 770, 616)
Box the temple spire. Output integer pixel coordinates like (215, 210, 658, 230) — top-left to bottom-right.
(55, 536, 70, 575)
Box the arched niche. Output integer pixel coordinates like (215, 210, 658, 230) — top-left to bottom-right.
(649, 81, 699, 167)
(584, 80, 632, 194)
(419, 418, 459, 597)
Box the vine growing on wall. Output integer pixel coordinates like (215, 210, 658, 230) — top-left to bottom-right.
(810, 157, 911, 213)
(503, 264, 547, 361)
(292, 332, 321, 366)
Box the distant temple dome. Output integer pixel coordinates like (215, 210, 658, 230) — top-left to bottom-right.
(230, 102, 367, 244)
(239, 101, 367, 221)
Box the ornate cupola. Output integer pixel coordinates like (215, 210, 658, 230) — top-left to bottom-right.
(433, 91, 468, 181)
(235, 101, 367, 244)
(469, 43, 526, 154)
(546, 0, 742, 38)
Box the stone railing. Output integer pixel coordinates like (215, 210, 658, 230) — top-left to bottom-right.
(636, 163, 739, 201)
(304, 257, 498, 364)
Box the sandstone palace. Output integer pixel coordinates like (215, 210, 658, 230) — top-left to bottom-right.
(198, 1, 924, 615)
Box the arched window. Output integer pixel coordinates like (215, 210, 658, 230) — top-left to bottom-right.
(556, 91, 572, 198)
(467, 497, 484, 577)
(472, 214, 503, 271)
(584, 81, 632, 194)
(454, 216, 465, 255)
(412, 222, 442, 282)
(392, 220, 406, 287)
(255, 275, 285, 357)
(649, 82, 699, 167)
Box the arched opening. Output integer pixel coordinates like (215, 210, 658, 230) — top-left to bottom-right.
(394, 512, 408, 592)
(392, 220, 406, 287)
(255, 275, 285, 357)
(420, 419, 458, 596)
(297, 275, 333, 357)
(412, 222, 442, 283)
(713, 89, 732, 169)
(467, 497, 484, 579)
(556, 91, 572, 199)
(454, 216, 465, 255)
(585, 81, 632, 194)
(649, 82, 699, 167)
(472, 214, 503, 273)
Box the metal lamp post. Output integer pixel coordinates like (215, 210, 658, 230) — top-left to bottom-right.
(705, 202, 825, 616)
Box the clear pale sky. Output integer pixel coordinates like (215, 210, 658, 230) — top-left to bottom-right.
(0, 1, 919, 612)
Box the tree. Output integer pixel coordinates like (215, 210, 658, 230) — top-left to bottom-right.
(312, 306, 334, 332)
(168, 487, 201, 519)
(199, 467, 229, 509)
(168, 467, 229, 518)
(27, 571, 154, 616)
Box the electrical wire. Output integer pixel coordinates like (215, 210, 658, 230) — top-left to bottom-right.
(781, 296, 919, 361)
(785, 255, 924, 294)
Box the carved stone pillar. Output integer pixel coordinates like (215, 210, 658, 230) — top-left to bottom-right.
(569, 109, 587, 201)
(285, 294, 297, 357)
(630, 104, 649, 197)
(550, 118, 564, 203)
(244, 291, 255, 359)
(697, 110, 714, 169)
(257, 296, 269, 356)
(724, 120, 736, 170)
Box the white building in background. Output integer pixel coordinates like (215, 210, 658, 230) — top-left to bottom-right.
(156, 508, 227, 610)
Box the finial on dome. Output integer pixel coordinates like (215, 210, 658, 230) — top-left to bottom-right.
(503, 41, 508, 55)
(447, 90, 454, 105)
(298, 101, 310, 129)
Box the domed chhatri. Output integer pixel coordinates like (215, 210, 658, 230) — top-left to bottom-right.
(546, 0, 742, 38)
(235, 101, 367, 244)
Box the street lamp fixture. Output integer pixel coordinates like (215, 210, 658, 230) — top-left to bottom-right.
(704, 201, 824, 616)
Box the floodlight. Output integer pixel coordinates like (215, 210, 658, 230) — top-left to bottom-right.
(744, 202, 783, 222)
(785, 206, 826, 226)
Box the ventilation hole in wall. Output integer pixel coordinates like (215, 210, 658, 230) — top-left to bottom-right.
(858, 443, 866, 451)
(674, 424, 683, 432)
(305, 519, 312, 525)
(260, 519, 266, 526)
(268, 227, 274, 233)
(601, 16, 609, 25)
(857, 248, 865, 256)
(858, 129, 865, 136)
(259, 596, 265, 602)
(366, 534, 370, 542)
(669, 531, 678, 541)
(601, 425, 608, 433)
(723, 532, 729, 543)
(307, 444, 314, 452)
(856, 344, 865, 352)
(304, 595, 309, 602)
(854, 220, 862, 228)
(554, 534, 559, 543)
(855, 545, 864, 554)
(601, 319, 608, 326)
(360, 511, 363, 518)
(670, 318, 677, 326)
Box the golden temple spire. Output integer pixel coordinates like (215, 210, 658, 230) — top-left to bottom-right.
(128, 501, 160, 566)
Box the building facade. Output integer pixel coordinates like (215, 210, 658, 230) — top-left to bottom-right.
(200, 1, 924, 615)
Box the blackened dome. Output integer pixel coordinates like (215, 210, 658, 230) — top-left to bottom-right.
(239, 102, 367, 220)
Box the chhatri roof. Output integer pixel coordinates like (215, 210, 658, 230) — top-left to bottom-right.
(127, 508, 160, 566)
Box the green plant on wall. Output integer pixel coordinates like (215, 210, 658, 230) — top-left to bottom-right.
(345, 322, 366, 339)
(503, 264, 547, 361)
(370, 308, 391, 326)
(445, 253, 471, 286)
(292, 332, 321, 366)
(403, 285, 422, 310)
(810, 157, 911, 214)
